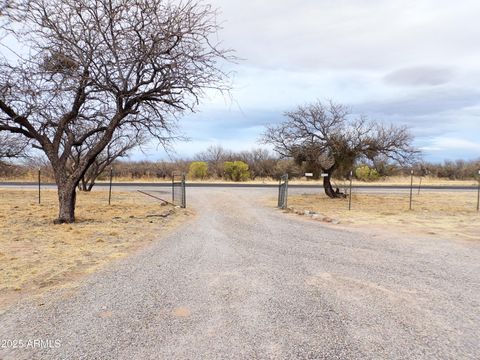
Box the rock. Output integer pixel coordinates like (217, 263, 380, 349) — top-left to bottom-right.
(311, 214, 320, 219)
(146, 209, 175, 218)
(322, 217, 333, 223)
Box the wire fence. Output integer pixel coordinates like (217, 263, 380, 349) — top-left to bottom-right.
(287, 177, 480, 215)
(172, 173, 186, 208)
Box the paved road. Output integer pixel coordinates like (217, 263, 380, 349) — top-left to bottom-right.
(1, 188, 479, 359)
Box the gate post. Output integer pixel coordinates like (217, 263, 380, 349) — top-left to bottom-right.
(172, 172, 175, 204)
(172, 172, 187, 208)
(181, 174, 186, 209)
(278, 174, 289, 209)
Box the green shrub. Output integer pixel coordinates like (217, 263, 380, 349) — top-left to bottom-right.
(223, 161, 250, 181)
(355, 165, 380, 181)
(188, 161, 208, 179)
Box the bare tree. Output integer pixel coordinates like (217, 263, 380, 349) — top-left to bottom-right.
(0, 0, 28, 28)
(70, 129, 147, 191)
(237, 148, 277, 179)
(194, 144, 232, 177)
(0, 132, 27, 158)
(1, 0, 17, 39)
(0, 0, 10, 15)
(0, 132, 28, 179)
(0, 0, 16, 17)
(0, 0, 231, 223)
(262, 100, 419, 198)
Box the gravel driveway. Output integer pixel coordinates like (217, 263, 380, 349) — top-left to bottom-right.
(1, 188, 479, 359)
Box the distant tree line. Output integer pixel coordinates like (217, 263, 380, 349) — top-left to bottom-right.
(1, 146, 479, 183)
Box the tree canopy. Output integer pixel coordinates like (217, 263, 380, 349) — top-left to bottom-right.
(0, 0, 232, 222)
(262, 100, 419, 197)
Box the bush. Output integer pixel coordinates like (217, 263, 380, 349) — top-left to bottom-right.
(223, 161, 250, 181)
(188, 161, 208, 179)
(355, 165, 380, 181)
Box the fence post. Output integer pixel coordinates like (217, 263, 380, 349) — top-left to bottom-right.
(108, 167, 113, 205)
(477, 170, 480, 212)
(278, 177, 282, 208)
(181, 174, 186, 209)
(38, 168, 41, 204)
(285, 174, 288, 209)
(172, 173, 175, 204)
(409, 169, 414, 210)
(278, 174, 288, 209)
(348, 170, 353, 211)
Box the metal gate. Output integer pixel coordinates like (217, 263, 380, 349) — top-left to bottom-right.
(172, 173, 186, 208)
(278, 174, 289, 209)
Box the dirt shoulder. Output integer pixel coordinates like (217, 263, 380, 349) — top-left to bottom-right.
(0, 189, 193, 310)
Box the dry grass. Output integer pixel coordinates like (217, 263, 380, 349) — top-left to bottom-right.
(291, 176, 477, 187)
(0, 189, 191, 309)
(286, 191, 480, 241)
(352, 175, 477, 187)
(1, 174, 477, 187)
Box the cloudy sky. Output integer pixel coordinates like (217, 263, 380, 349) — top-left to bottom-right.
(147, 1, 480, 161)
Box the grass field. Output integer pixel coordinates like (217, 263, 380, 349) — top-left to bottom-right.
(285, 190, 480, 241)
(0, 189, 191, 309)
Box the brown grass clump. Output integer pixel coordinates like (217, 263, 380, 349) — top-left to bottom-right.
(0, 189, 191, 309)
(286, 191, 479, 241)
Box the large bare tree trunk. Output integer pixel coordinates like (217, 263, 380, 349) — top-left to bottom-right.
(322, 166, 345, 199)
(56, 182, 77, 224)
(78, 176, 95, 192)
(78, 178, 88, 192)
(323, 173, 337, 198)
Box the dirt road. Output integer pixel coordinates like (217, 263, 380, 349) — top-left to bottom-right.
(1, 188, 479, 359)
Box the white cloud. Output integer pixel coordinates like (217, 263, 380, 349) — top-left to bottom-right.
(383, 66, 456, 87)
(211, 0, 480, 71)
(195, 0, 480, 161)
(129, 0, 480, 161)
(5, 0, 479, 161)
(421, 137, 480, 153)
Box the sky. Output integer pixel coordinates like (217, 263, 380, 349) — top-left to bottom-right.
(2, 0, 478, 163)
(139, 0, 480, 163)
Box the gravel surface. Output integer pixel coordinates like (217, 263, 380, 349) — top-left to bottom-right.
(1, 188, 479, 359)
